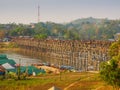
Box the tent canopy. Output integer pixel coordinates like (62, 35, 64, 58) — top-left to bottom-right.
(7, 66, 46, 75)
(0, 54, 16, 65)
(0, 59, 16, 65)
(0, 54, 7, 59)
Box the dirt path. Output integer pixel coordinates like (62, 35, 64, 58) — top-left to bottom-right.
(64, 81, 79, 90)
(64, 73, 95, 90)
(95, 86, 104, 90)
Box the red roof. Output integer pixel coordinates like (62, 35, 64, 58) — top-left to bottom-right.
(0, 65, 5, 72)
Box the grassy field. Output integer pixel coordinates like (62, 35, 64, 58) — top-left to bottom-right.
(0, 72, 113, 90)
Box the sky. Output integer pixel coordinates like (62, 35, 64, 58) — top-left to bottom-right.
(0, 0, 120, 24)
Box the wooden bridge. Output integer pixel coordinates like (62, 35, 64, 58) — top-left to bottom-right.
(13, 37, 113, 71)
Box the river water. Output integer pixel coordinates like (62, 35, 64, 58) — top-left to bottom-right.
(0, 51, 41, 66)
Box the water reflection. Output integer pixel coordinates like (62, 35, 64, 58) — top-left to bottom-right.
(1, 52, 41, 66)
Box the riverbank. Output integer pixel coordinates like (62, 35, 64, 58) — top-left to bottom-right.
(0, 41, 19, 51)
(0, 48, 20, 52)
(35, 65, 60, 74)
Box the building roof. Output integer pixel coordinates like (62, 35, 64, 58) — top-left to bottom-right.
(0, 65, 5, 72)
(48, 86, 61, 90)
(2, 63, 15, 69)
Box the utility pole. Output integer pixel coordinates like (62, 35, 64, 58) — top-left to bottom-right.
(17, 59, 21, 80)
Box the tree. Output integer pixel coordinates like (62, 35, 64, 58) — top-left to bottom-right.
(0, 30, 5, 39)
(34, 34, 47, 39)
(100, 57, 120, 90)
(100, 40, 120, 90)
(109, 40, 120, 57)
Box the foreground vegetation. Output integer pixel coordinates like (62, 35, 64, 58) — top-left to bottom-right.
(100, 40, 120, 90)
(0, 72, 114, 90)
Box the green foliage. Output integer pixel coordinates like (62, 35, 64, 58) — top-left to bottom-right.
(0, 75, 5, 80)
(34, 34, 47, 39)
(7, 42, 18, 48)
(100, 40, 120, 89)
(100, 58, 120, 89)
(17, 66, 21, 80)
(9, 25, 34, 36)
(109, 40, 120, 57)
(1, 18, 120, 40)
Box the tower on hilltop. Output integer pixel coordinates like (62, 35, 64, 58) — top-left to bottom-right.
(38, 5, 40, 23)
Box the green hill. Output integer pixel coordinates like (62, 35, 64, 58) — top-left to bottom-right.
(1, 17, 120, 40)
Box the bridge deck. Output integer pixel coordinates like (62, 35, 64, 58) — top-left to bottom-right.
(13, 38, 113, 71)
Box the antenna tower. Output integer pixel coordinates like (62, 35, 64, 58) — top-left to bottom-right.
(38, 5, 40, 23)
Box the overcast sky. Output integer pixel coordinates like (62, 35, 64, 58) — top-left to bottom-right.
(0, 0, 120, 24)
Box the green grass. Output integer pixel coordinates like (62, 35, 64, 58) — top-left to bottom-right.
(0, 72, 112, 90)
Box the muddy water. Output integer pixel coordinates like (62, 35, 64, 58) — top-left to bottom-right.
(0, 51, 41, 66)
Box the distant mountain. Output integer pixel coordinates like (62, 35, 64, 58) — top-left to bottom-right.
(71, 17, 102, 24)
(64, 17, 120, 40)
(66, 17, 110, 26)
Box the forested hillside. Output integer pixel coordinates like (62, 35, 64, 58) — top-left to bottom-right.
(0, 17, 120, 40)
